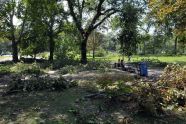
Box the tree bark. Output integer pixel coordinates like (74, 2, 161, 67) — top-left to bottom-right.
(49, 35, 55, 62)
(183, 41, 185, 54)
(93, 49, 95, 59)
(174, 36, 178, 55)
(81, 38, 88, 64)
(33, 53, 36, 60)
(143, 40, 146, 55)
(12, 41, 18, 62)
(183, 47, 185, 54)
(10, 13, 19, 63)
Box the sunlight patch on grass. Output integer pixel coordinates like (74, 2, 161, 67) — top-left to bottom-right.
(89, 53, 186, 64)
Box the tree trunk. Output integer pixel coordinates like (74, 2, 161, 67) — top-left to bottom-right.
(81, 38, 88, 64)
(12, 40, 18, 63)
(49, 35, 55, 62)
(128, 56, 131, 62)
(174, 36, 178, 55)
(183, 47, 185, 54)
(10, 16, 19, 63)
(183, 42, 185, 54)
(143, 40, 146, 55)
(33, 53, 36, 60)
(92, 49, 95, 59)
(152, 39, 155, 55)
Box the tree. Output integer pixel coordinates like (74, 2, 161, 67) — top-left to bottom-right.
(25, 0, 67, 61)
(148, 0, 186, 55)
(148, 0, 186, 34)
(18, 0, 47, 58)
(19, 21, 48, 58)
(177, 33, 186, 54)
(0, 0, 28, 62)
(66, 0, 117, 64)
(113, 2, 140, 61)
(87, 31, 103, 58)
(42, 0, 67, 61)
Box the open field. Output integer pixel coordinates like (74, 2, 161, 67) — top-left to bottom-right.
(88, 53, 186, 65)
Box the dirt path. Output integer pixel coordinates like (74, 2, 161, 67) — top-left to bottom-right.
(63, 69, 136, 81)
(61, 68, 163, 82)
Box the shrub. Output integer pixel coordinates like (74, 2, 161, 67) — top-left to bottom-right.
(96, 74, 134, 98)
(11, 62, 42, 75)
(95, 49, 106, 57)
(38, 52, 49, 59)
(140, 58, 161, 63)
(77, 60, 111, 72)
(58, 60, 112, 74)
(139, 58, 167, 67)
(136, 64, 186, 116)
(53, 46, 78, 69)
(5, 75, 77, 94)
(59, 65, 77, 75)
(157, 64, 186, 108)
(136, 83, 164, 116)
(0, 65, 11, 75)
(158, 64, 186, 89)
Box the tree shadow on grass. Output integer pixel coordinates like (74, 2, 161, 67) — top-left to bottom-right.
(0, 87, 88, 124)
(1, 87, 185, 124)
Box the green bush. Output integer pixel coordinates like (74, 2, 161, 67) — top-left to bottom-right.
(39, 52, 49, 59)
(140, 58, 161, 63)
(11, 62, 42, 75)
(96, 74, 134, 98)
(58, 60, 111, 74)
(0, 65, 11, 75)
(95, 49, 106, 57)
(139, 58, 167, 67)
(53, 46, 78, 69)
(77, 60, 111, 72)
(59, 65, 77, 75)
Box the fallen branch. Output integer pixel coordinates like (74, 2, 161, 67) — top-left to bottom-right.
(84, 91, 106, 99)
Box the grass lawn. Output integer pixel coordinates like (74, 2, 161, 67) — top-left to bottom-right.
(0, 55, 12, 61)
(88, 53, 186, 65)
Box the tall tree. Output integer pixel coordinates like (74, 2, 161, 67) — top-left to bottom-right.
(43, 0, 67, 61)
(113, 2, 140, 60)
(26, 0, 67, 61)
(0, 0, 27, 62)
(66, 0, 117, 64)
(19, 0, 47, 58)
